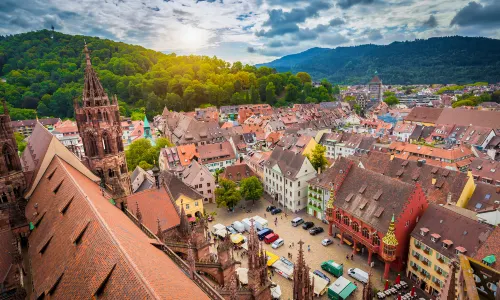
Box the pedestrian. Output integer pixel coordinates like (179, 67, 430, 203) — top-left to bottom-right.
(264, 213, 266, 218)
(308, 245, 310, 252)
(351, 254, 354, 260)
(346, 255, 349, 260)
(281, 215, 283, 220)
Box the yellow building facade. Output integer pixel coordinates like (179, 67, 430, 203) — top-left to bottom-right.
(455, 171, 476, 208)
(406, 237, 451, 297)
(175, 194, 204, 219)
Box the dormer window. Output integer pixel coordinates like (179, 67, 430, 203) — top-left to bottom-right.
(455, 246, 467, 255)
(442, 239, 453, 249)
(420, 228, 429, 236)
(430, 233, 441, 243)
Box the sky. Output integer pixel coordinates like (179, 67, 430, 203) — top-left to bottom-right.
(1, 0, 500, 64)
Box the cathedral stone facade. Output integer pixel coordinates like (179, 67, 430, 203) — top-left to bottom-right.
(74, 44, 131, 206)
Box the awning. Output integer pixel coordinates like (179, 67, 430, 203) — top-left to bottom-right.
(188, 217, 196, 222)
(339, 282, 357, 299)
(230, 234, 244, 244)
(483, 255, 496, 264)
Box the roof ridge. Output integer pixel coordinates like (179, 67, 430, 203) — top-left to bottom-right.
(55, 156, 162, 299)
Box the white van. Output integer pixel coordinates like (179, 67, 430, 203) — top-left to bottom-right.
(291, 217, 304, 227)
(347, 268, 368, 284)
(271, 238, 284, 249)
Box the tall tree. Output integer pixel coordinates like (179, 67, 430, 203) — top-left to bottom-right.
(296, 72, 312, 84)
(215, 179, 241, 210)
(306, 144, 329, 171)
(240, 176, 263, 204)
(265, 82, 276, 105)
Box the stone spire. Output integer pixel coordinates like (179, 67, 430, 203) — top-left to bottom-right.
(135, 202, 142, 224)
(293, 240, 314, 300)
(362, 269, 374, 300)
(228, 274, 238, 300)
(178, 205, 191, 237)
(187, 238, 196, 279)
(82, 43, 109, 107)
(156, 218, 164, 242)
(382, 214, 398, 247)
(247, 220, 271, 299)
(437, 261, 457, 300)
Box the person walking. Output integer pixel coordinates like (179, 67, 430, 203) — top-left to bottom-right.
(308, 245, 310, 252)
(346, 255, 349, 260)
(350, 254, 354, 260)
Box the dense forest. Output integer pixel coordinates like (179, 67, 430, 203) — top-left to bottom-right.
(0, 30, 335, 120)
(258, 36, 500, 85)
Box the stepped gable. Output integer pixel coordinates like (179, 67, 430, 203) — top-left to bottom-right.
(25, 155, 209, 299)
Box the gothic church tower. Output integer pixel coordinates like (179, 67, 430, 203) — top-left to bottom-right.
(75, 44, 131, 206)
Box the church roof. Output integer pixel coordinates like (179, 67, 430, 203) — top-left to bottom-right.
(369, 75, 382, 84)
(144, 116, 150, 129)
(25, 156, 208, 299)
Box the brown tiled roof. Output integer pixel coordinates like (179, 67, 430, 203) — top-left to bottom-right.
(436, 108, 500, 129)
(11, 118, 61, 128)
(0, 227, 17, 291)
(21, 122, 54, 183)
(473, 227, 500, 272)
(466, 182, 500, 212)
(219, 163, 256, 181)
(360, 151, 470, 205)
(412, 203, 492, 259)
(26, 156, 208, 299)
(126, 188, 180, 233)
(469, 158, 500, 183)
(404, 107, 443, 124)
(389, 141, 473, 161)
(266, 147, 308, 180)
(162, 171, 203, 200)
(198, 141, 236, 162)
(311, 157, 417, 232)
(176, 144, 199, 166)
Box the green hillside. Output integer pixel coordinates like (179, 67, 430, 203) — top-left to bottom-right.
(258, 36, 500, 85)
(0, 30, 332, 120)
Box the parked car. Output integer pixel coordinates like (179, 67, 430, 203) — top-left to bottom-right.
(291, 217, 304, 227)
(313, 270, 331, 283)
(266, 205, 276, 212)
(347, 268, 369, 284)
(264, 233, 280, 244)
(302, 221, 314, 230)
(207, 215, 214, 222)
(321, 238, 333, 246)
(226, 226, 237, 235)
(271, 238, 284, 249)
(309, 227, 324, 235)
(271, 208, 282, 215)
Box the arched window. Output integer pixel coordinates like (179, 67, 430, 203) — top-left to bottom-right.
(384, 244, 396, 256)
(102, 132, 112, 155)
(108, 169, 115, 178)
(116, 135, 124, 152)
(352, 222, 359, 232)
(336, 211, 341, 221)
(97, 110, 103, 122)
(120, 164, 127, 174)
(362, 228, 370, 239)
(87, 134, 98, 157)
(343, 216, 350, 226)
(3, 144, 17, 172)
(372, 235, 380, 246)
(1, 193, 7, 203)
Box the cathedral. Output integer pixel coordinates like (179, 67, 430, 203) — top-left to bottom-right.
(74, 43, 132, 206)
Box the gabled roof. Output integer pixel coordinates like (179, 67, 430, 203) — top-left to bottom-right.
(26, 156, 208, 299)
(220, 163, 256, 181)
(181, 160, 212, 186)
(466, 182, 500, 212)
(163, 171, 203, 200)
(21, 122, 99, 198)
(473, 227, 500, 272)
(411, 203, 492, 259)
(265, 147, 309, 180)
(404, 107, 443, 124)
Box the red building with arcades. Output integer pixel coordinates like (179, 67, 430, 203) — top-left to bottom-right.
(322, 158, 428, 279)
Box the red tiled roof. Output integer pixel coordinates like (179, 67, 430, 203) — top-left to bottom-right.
(474, 227, 500, 272)
(26, 156, 209, 299)
(125, 188, 180, 233)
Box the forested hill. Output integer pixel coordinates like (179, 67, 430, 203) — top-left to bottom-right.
(0, 30, 333, 120)
(257, 36, 500, 85)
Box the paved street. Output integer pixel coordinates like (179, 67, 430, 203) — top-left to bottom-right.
(205, 198, 402, 300)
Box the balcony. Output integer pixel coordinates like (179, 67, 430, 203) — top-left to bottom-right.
(436, 268, 443, 275)
(423, 248, 431, 254)
(411, 264, 418, 271)
(413, 253, 420, 260)
(414, 242, 421, 249)
(422, 260, 431, 267)
(437, 256, 445, 264)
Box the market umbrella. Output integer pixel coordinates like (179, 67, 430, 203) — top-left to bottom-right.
(384, 280, 389, 291)
(395, 274, 401, 284)
(410, 286, 416, 297)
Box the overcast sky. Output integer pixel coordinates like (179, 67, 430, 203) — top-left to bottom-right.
(1, 0, 500, 64)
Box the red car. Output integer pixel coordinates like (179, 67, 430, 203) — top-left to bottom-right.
(264, 233, 280, 244)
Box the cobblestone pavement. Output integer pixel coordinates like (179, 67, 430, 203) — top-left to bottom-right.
(206, 198, 405, 300)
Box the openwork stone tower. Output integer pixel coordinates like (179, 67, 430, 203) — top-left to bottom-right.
(75, 43, 131, 206)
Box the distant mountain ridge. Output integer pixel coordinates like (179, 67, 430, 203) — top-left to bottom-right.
(257, 36, 500, 85)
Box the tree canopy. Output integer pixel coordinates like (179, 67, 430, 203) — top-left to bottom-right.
(125, 137, 173, 170)
(240, 176, 263, 203)
(384, 95, 400, 106)
(306, 144, 328, 171)
(0, 30, 333, 120)
(215, 179, 241, 210)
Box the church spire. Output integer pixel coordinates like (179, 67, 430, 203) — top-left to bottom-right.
(293, 240, 314, 300)
(84, 41, 92, 67)
(82, 43, 109, 107)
